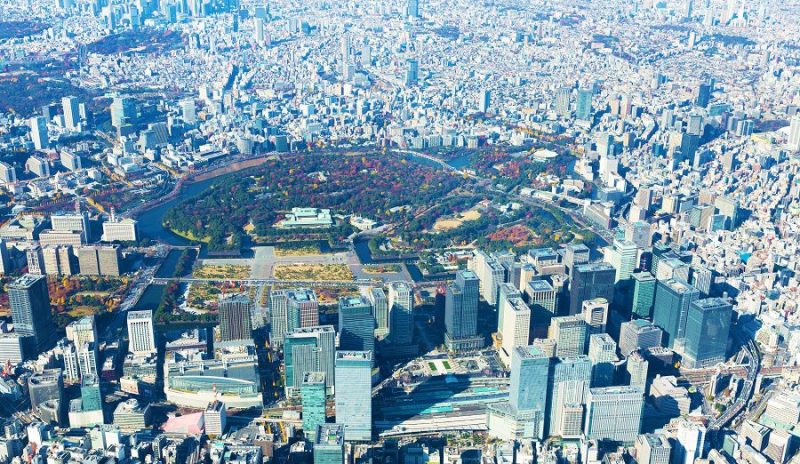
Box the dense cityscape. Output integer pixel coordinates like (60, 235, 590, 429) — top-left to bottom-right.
(0, 0, 799, 463)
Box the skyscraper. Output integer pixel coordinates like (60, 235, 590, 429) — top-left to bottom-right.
(445, 270, 483, 351)
(369, 287, 389, 337)
(334, 351, 372, 441)
(619, 319, 663, 357)
(788, 114, 800, 152)
(681, 298, 732, 368)
(126, 310, 156, 356)
(9, 274, 54, 355)
(500, 295, 531, 363)
(526, 279, 557, 337)
(219, 294, 253, 342)
(405, 59, 418, 86)
(632, 272, 657, 318)
(652, 279, 700, 348)
(284, 325, 336, 396)
(605, 239, 639, 283)
(588, 333, 617, 388)
(301, 371, 326, 440)
(576, 88, 593, 121)
(509, 345, 550, 439)
(497, 283, 521, 330)
(584, 385, 644, 444)
(555, 87, 571, 117)
(62, 96, 81, 131)
(388, 282, 414, 345)
(29, 116, 49, 150)
(338, 296, 374, 354)
(549, 315, 588, 358)
(569, 263, 615, 316)
(626, 350, 649, 391)
(478, 89, 490, 113)
(288, 288, 319, 329)
(548, 356, 591, 438)
(80, 374, 102, 412)
(406, 0, 419, 18)
(110, 96, 137, 129)
(269, 290, 289, 348)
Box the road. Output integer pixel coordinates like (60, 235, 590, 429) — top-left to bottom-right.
(709, 340, 760, 430)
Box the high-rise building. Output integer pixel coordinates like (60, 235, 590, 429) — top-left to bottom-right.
(219, 294, 253, 342)
(80, 374, 102, 412)
(550, 315, 588, 358)
(314, 424, 345, 464)
(406, 0, 420, 18)
(334, 351, 372, 441)
(498, 283, 521, 331)
(288, 288, 319, 329)
(29, 368, 64, 413)
(66, 315, 97, 347)
(569, 263, 615, 316)
(269, 290, 289, 347)
(445, 270, 483, 351)
(405, 59, 418, 86)
(110, 96, 137, 129)
(102, 217, 138, 242)
(584, 386, 644, 444)
(9, 274, 54, 355)
(369, 287, 389, 337)
(469, 250, 506, 305)
(78, 245, 122, 276)
(338, 296, 374, 354)
(301, 371, 326, 440)
(788, 114, 800, 152)
(27, 246, 45, 275)
(588, 334, 617, 388)
(388, 282, 414, 345)
(525, 279, 557, 336)
(673, 420, 706, 464)
(29, 116, 49, 150)
(605, 239, 639, 283)
(652, 279, 700, 348)
(509, 345, 550, 439)
(284, 325, 336, 396)
(500, 296, 531, 363)
(681, 298, 732, 368)
(619, 319, 663, 356)
(576, 88, 593, 120)
(548, 356, 591, 438)
(62, 96, 81, 131)
(127, 310, 156, 356)
(478, 89, 491, 113)
(635, 433, 672, 464)
(632, 272, 657, 318)
(555, 87, 571, 117)
(627, 350, 649, 391)
(0, 161, 17, 184)
(581, 298, 608, 333)
(563, 243, 590, 275)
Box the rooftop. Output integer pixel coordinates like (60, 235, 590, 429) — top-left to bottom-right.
(315, 424, 344, 446)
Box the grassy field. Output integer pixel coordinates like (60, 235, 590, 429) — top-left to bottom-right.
(194, 264, 251, 279)
(273, 264, 353, 281)
(432, 208, 482, 231)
